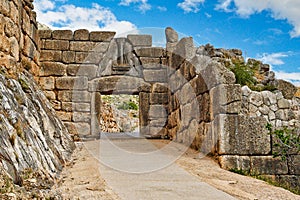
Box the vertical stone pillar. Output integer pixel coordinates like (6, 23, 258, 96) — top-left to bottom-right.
(90, 86, 101, 137)
(139, 92, 150, 135)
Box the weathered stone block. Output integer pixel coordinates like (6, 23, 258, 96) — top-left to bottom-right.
(89, 31, 115, 42)
(62, 51, 75, 63)
(288, 155, 300, 175)
(75, 103, 90, 112)
(216, 115, 271, 155)
(190, 75, 208, 95)
(182, 103, 195, 128)
(74, 29, 89, 41)
(39, 76, 55, 90)
(70, 41, 97, 52)
(67, 64, 97, 78)
(52, 30, 73, 40)
(177, 83, 197, 105)
(210, 84, 241, 118)
(75, 52, 89, 63)
(149, 118, 167, 127)
(56, 77, 88, 90)
(44, 91, 56, 100)
(168, 109, 179, 128)
(23, 35, 35, 59)
(197, 93, 210, 122)
(58, 91, 91, 102)
(144, 69, 167, 83)
(165, 27, 178, 43)
(75, 122, 91, 136)
(0, 0, 10, 16)
(140, 57, 162, 69)
(199, 62, 236, 90)
(73, 112, 90, 122)
(150, 93, 168, 104)
(139, 92, 149, 127)
(44, 40, 69, 50)
(149, 126, 167, 137)
(149, 105, 168, 119)
(278, 99, 290, 109)
(40, 62, 66, 76)
(127, 35, 152, 47)
(152, 83, 169, 93)
(173, 37, 195, 60)
(275, 79, 297, 99)
(135, 47, 165, 57)
(40, 50, 62, 62)
(219, 155, 251, 171)
(61, 102, 73, 112)
(38, 30, 52, 39)
(251, 156, 288, 175)
(90, 76, 150, 93)
(168, 70, 185, 92)
(56, 111, 72, 121)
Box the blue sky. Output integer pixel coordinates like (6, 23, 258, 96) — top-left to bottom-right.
(34, 0, 300, 85)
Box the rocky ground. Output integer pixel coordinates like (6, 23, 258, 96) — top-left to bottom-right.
(100, 95, 139, 133)
(50, 140, 299, 200)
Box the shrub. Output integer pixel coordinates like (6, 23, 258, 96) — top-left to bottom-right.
(266, 123, 300, 161)
(117, 101, 138, 110)
(230, 62, 257, 86)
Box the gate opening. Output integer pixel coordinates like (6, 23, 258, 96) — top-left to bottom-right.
(100, 94, 139, 133)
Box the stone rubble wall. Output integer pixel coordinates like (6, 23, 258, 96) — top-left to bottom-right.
(0, 0, 75, 190)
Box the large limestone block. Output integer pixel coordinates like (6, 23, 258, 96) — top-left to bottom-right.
(210, 84, 242, 118)
(40, 50, 62, 62)
(52, 30, 73, 40)
(199, 62, 236, 90)
(127, 35, 152, 47)
(219, 155, 251, 171)
(150, 93, 168, 104)
(58, 91, 91, 102)
(40, 62, 66, 76)
(70, 41, 97, 52)
(90, 76, 150, 93)
(135, 47, 165, 58)
(251, 156, 288, 175)
(74, 29, 89, 41)
(144, 69, 167, 83)
(44, 40, 69, 50)
(275, 79, 297, 99)
(165, 27, 178, 43)
(149, 105, 168, 119)
(56, 77, 88, 90)
(89, 31, 115, 42)
(216, 115, 271, 155)
(173, 37, 195, 61)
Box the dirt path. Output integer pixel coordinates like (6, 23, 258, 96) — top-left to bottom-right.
(52, 142, 120, 200)
(53, 140, 299, 200)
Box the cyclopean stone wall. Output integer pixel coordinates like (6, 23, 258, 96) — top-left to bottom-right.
(0, 0, 75, 194)
(165, 28, 299, 191)
(38, 29, 169, 138)
(35, 24, 300, 192)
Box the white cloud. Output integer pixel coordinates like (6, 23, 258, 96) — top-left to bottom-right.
(274, 71, 300, 86)
(257, 52, 288, 66)
(215, 0, 300, 37)
(205, 12, 212, 18)
(33, 0, 137, 34)
(178, 0, 205, 13)
(119, 0, 151, 13)
(157, 6, 167, 12)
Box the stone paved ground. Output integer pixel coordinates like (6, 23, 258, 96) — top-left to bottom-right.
(53, 140, 300, 200)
